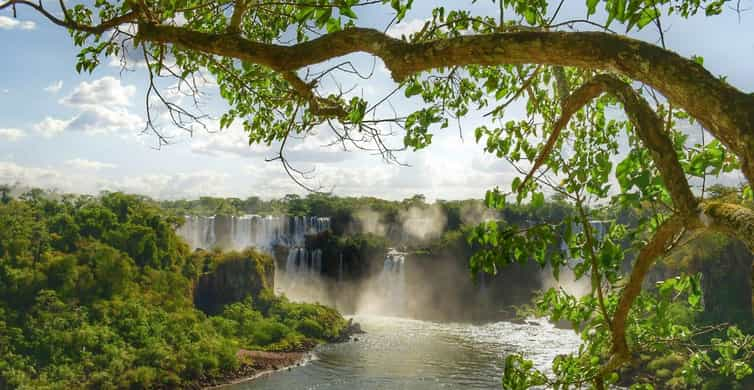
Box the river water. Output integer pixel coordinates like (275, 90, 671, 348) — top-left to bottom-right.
(227, 315, 581, 390)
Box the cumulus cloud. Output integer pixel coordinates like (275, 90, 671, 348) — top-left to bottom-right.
(32, 77, 142, 137)
(33, 117, 71, 138)
(0, 16, 36, 30)
(111, 170, 231, 199)
(33, 106, 141, 137)
(64, 158, 116, 171)
(65, 106, 142, 134)
(44, 80, 64, 93)
(60, 76, 135, 108)
(0, 162, 70, 191)
(0, 128, 26, 142)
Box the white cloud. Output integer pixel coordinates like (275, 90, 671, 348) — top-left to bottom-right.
(44, 80, 64, 93)
(65, 106, 141, 134)
(190, 122, 351, 163)
(33, 106, 141, 137)
(64, 158, 116, 171)
(33, 77, 143, 137)
(33, 117, 72, 138)
(0, 162, 68, 191)
(0, 16, 36, 30)
(387, 18, 428, 39)
(0, 128, 26, 142)
(0, 160, 232, 199)
(114, 170, 231, 199)
(60, 76, 135, 108)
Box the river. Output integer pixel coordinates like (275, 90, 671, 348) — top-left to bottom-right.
(227, 315, 581, 389)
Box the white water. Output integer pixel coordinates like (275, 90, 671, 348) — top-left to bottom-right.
(177, 215, 330, 251)
(355, 249, 408, 316)
(177, 215, 333, 304)
(227, 315, 582, 389)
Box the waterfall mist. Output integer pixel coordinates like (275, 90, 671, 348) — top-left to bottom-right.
(399, 205, 447, 242)
(459, 201, 499, 226)
(539, 221, 611, 298)
(353, 209, 387, 236)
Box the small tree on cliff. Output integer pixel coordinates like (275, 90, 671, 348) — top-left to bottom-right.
(3, 0, 754, 387)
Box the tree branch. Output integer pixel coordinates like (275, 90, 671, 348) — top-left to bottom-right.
(523, 74, 698, 217)
(609, 214, 689, 365)
(228, 0, 248, 33)
(128, 25, 754, 184)
(280, 71, 349, 119)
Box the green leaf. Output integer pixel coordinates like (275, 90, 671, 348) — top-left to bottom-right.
(586, 0, 599, 16)
(340, 7, 358, 19)
(531, 192, 544, 208)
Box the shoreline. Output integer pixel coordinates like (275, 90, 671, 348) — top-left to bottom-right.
(201, 350, 314, 389)
(201, 319, 364, 389)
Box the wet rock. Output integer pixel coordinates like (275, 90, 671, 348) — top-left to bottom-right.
(334, 318, 366, 342)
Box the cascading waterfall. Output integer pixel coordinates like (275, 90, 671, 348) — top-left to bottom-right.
(385, 250, 406, 312)
(177, 215, 331, 302)
(358, 249, 407, 316)
(277, 247, 329, 303)
(176, 215, 217, 250)
(178, 215, 330, 252)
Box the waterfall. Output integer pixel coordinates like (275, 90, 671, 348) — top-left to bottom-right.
(277, 246, 329, 304)
(359, 248, 407, 316)
(177, 215, 217, 250)
(177, 215, 331, 304)
(177, 215, 330, 252)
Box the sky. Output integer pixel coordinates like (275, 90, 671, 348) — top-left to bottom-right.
(0, 1, 753, 201)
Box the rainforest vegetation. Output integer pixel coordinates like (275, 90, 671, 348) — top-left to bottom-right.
(0, 190, 346, 389)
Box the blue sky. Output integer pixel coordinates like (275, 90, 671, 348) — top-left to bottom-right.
(0, 1, 752, 200)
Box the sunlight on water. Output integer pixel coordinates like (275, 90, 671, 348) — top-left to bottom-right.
(227, 315, 581, 389)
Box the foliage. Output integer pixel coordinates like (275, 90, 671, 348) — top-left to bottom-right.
(0, 190, 347, 389)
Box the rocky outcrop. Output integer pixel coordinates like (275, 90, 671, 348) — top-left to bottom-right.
(193, 249, 275, 315)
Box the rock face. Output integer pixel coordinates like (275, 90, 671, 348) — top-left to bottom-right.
(193, 249, 275, 315)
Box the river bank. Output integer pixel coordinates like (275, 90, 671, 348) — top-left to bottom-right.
(199, 320, 364, 389)
(200, 350, 311, 389)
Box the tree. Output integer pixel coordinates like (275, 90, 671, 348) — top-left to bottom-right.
(3, 0, 754, 387)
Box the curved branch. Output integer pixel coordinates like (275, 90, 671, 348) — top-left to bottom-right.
(523, 74, 698, 216)
(228, 0, 248, 33)
(131, 25, 754, 184)
(610, 214, 690, 361)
